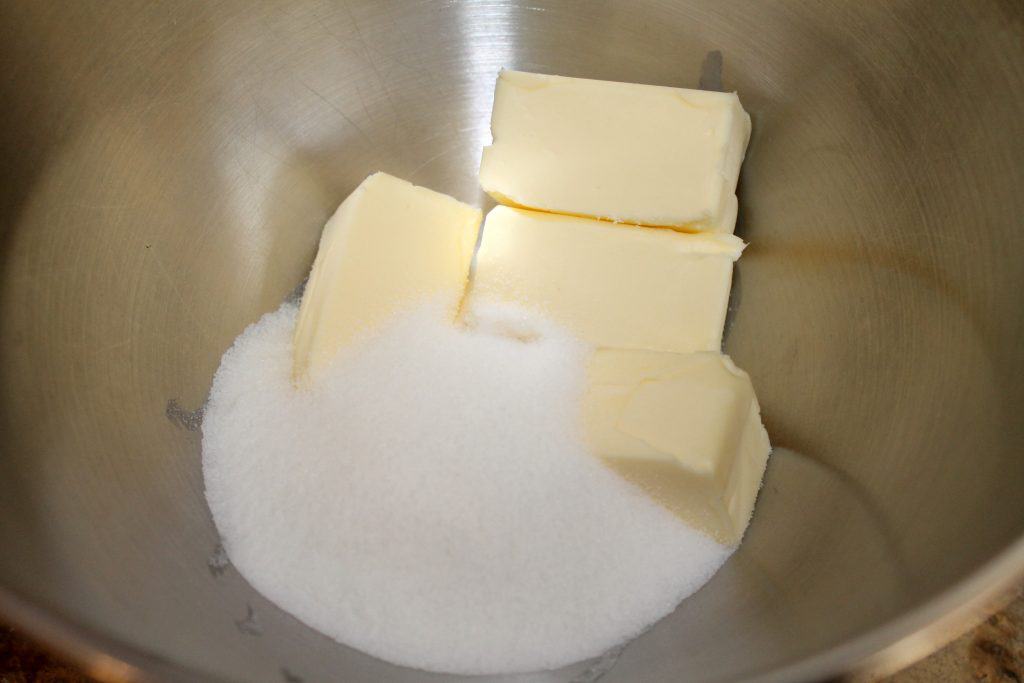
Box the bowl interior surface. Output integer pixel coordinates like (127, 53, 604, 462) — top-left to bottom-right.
(1, 1, 1023, 682)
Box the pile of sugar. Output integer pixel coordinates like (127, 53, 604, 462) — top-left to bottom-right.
(202, 302, 732, 675)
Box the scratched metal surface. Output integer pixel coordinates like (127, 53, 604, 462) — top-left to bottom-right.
(0, 1, 1022, 682)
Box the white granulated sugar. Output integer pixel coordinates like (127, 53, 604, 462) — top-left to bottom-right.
(202, 301, 732, 675)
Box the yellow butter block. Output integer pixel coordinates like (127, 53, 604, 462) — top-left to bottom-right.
(480, 69, 751, 231)
(583, 349, 771, 544)
(293, 172, 482, 381)
(466, 205, 744, 353)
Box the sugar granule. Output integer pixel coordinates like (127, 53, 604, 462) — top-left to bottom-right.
(202, 301, 731, 675)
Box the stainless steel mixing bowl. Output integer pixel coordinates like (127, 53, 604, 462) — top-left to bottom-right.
(1, 1, 1022, 681)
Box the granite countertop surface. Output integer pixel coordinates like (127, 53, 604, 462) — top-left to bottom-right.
(2, 592, 1023, 682)
(883, 587, 1024, 683)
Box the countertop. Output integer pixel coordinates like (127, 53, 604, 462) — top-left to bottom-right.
(884, 587, 1024, 682)
(2, 592, 1023, 682)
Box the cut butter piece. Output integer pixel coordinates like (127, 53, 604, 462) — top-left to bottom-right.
(293, 172, 482, 381)
(583, 349, 771, 544)
(480, 69, 751, 231)
(466, 205, 744, 353)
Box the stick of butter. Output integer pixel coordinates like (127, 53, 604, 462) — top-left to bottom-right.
(293, 172, 482, 382)
(480, 70, 751, 232)
(465, 205, 744, 353)
(583, 349, 771, 544)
